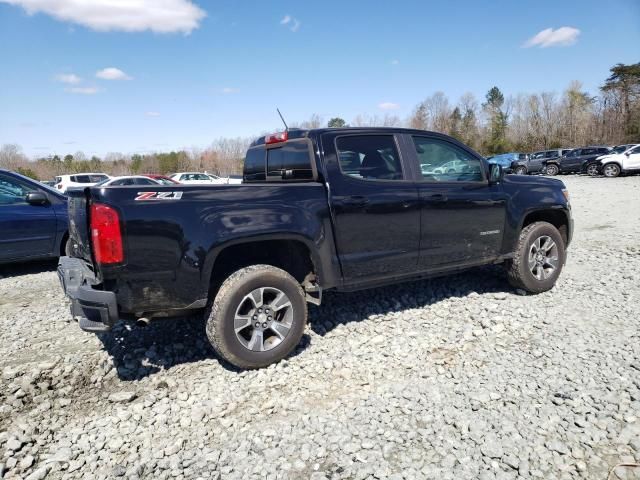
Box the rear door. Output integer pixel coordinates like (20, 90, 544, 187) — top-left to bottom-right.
(0, 173, 58, 261)
(323, 132, 420, 282)
(624, 145, 640, 170)
(410, 134, 507, 268)
(529, 152, 546, 172)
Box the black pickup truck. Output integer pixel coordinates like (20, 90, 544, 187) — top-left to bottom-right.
(59, 127, 573, 369)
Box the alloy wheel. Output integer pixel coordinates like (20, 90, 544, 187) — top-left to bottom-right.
(528, 235, 559, 281)
(233, 287, 294, 352)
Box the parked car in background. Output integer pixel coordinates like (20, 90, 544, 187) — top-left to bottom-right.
(54, 173, 110, 193)
(144, 174, 180, 185)
(227, 174, 243, 185)
(526, 149, 572, 175)
(91, 176, 162, 187)
(583, 144, 639, 176)
(0, 169, 71, 264)
(486, 153, 528, 173)
(543, 146, 612, 175)
(588, 144, 640, 177)
(170, 172, 227, 185)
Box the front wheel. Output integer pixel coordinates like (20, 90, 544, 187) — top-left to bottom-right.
(506, 221, 565, 294)
(205, 265, 307, 369)
(586, 164, 600, 176)
(514, 166, 527, 175)
(603, 163, 620, 178)
(545, 164, 559, 176)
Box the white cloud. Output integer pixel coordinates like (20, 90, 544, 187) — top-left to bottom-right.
(54, 73, 82, 84)
(145, 111, 161, 117)
(66, 86, 100, 95)
(1, 0, 206, 34)
(221, 87, 239, 94)
(96, 67, 132, 80)
(523, 26, 580, 48)
(280, 14, 300, 32)
(378, 102, 399, 111)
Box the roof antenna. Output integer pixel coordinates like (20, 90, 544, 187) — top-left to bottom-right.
(277, 108, 289, 131)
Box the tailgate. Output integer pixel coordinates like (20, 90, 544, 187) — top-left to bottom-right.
(66, 188, 93, 263)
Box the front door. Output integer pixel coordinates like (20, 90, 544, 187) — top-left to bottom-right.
(0, 173, 57, 261)
(324, 133, 420, 282)
(410, 135, 506, 268)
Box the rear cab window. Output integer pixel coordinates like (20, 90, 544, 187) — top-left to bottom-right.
(243, 139, 315, 182)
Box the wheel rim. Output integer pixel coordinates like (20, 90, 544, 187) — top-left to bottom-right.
(587, 165, 598, 176)
(603, 165, 618, 177)
(528, 235, 559, 281)
(547, 165, 558, 175)
(233, 287, 294, 352)
(516, 167, 526, 175)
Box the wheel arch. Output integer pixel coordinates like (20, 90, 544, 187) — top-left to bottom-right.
(520, 209, 570, 248)
(204, 234, 321, 299)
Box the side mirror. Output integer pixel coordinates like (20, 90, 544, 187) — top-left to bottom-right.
(489, 163, 504, 183)
(625, 152, 631, 157)
(26, 192, 48, 205)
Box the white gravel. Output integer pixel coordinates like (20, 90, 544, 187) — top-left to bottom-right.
(1, 175, 639, 480)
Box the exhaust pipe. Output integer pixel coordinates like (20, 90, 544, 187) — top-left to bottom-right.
(136, 317, 151, 328)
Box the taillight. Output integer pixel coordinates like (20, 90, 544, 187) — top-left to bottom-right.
(90, 203, 123, 264)
(265, 131, 288, 144)
(56, 184, 62, 189)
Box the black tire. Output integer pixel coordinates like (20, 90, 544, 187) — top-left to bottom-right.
(602, 163, 620, 178)
(514, 166, 527, 175)
(545, 164, 559, 176)
(506, 221, 565, 294)
(586, 164, 599, 177)
(205, 264, 307, 369)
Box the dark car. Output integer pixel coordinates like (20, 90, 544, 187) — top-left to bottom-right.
(58, 127, 572, 369)
(522, 149, 572, 175)
(543, 146, 612, 175)
(0, 169, 71, 264)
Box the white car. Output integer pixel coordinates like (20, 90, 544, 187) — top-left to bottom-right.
(596, 144, 640, 177)
(170, 172, 228, 185)
(54, 173, 110, 193)
(94, 176, 162, 187)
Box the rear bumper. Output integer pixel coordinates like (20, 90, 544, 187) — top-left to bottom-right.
(57, 256, 118, 333)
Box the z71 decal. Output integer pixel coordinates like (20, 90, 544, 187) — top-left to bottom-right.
(135, 191, 183, 201)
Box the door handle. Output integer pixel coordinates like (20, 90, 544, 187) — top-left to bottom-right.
(343, 195, 369, 207)
(426, 193, 448, 203)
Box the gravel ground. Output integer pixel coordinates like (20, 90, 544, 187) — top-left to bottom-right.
(1, 175, 639, 480)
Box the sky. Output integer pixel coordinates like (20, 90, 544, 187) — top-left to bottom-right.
(0, 0, 639, 158)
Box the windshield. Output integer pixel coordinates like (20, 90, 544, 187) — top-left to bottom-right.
(155, 177, 176, 185)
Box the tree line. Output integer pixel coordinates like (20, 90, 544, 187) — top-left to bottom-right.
(1, 62, 638, 181)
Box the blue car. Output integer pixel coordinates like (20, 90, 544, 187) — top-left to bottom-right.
(0, 169, 70, 264)
(486, 153, 529, 173)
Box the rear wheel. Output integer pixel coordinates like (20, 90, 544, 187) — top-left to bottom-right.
(205, 264, 307, 369)
(506, 221, 565, 293)
(514, 165, 527, 175)
(586, 164, 600, 176)
(545, 164, 559, 176)
(63, 236, 73, 257)
(603, 163, 620, 178)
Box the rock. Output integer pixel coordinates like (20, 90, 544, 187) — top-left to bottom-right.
(25, 465, 51, 480)
(480, 439, 504, 459)
(108, 391, 137, 403)
(20, 455, 35, 470)
(545, 440, 569, 455)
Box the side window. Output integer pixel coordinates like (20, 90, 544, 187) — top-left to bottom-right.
(0, 174, 36, 205)
(110, 179, 125, 186)
(412, 136, 483, 182)
(630, 146, 640, 154)
(336, 135, 403, 180)
(582, 148, 595, 156)
(598, 148, 610, 154)
(266, 141, 314, 180)
(545, 151, 557, 158)
(135, 178, 156, 185)
(243, 147, 266, 182)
